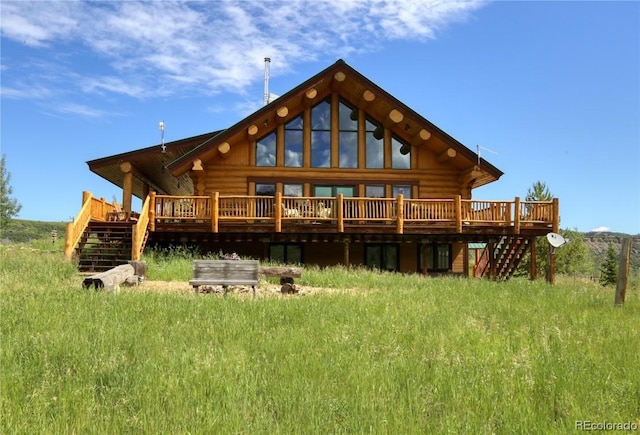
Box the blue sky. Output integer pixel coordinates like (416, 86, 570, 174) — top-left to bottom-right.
(1, 0, 638, 234)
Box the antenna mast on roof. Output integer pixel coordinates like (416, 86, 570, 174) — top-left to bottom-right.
(159, 121, 166, 153)
(476, 144, 497, 170)
(263, 57, 271, 106)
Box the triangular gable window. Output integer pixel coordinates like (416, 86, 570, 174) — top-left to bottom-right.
(256, 131, 276, 167)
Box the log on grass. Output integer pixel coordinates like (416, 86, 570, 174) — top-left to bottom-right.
(83, 264, 135, 291)
(259, 266, 302, 285)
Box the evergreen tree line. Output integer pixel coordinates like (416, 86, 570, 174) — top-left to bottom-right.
(514, 181, 637, 286)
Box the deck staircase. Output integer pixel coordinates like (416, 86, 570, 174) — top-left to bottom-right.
(473, 236, 530, 280)
(75, 221, 134, 273)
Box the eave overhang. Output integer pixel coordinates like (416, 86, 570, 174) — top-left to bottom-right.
(86, 131, 223, 198)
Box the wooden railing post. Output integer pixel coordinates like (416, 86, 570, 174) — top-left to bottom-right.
(211, 192, 219, 233)
(65, 192, 94, 260)
(514, 197, 521, 234)
(131, 194, 151, 261)
(455, 195, 462, 233)
(552, 198, 560, 233)
(337, 194, 344, 233)
(275, 192, 282, 232)
(396, 194, 404, 234)
(64, 221, 74, 259)
(149, 192, 156, 231)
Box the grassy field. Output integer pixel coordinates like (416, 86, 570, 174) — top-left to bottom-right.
(1, 242, 639, 434)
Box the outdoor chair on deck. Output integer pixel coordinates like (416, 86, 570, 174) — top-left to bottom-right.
(107, 201, 127, 222)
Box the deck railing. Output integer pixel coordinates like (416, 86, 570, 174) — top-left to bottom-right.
(64, 192, 120, 258)
(66, 192, 559, 261)
(150, 194, 559, 234)
(131, 194, 151, 261)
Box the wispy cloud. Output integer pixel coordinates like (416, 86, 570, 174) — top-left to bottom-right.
(591, 226, 610, 232)
(0, 0, 486, 117)
(55, 102, 120, 119)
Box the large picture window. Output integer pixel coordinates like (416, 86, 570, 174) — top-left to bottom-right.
(365, 119, 383, 169)
(311, 100, 331, 168)
(256, 132, 276, 167)
(256, 101, 414, 171)
(285, 116, 303, 167)
(338, 101, 358, 168)
(391, 136, 411, 169)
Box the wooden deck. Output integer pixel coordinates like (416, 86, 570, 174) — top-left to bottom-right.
(66, 191, 559, 261)
(148, 193, 559, 236)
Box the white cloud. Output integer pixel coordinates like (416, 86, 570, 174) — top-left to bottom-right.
(0, 0, 486, 115)
(591, 226, 610, 232)
(55, 102, 116, 119)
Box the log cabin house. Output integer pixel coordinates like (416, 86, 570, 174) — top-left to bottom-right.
(65, 59, 559, 279)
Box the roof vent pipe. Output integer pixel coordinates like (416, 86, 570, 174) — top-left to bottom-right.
(263, 57, 271, 106)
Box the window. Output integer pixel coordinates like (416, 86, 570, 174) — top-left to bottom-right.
(365, 185, 385, 198)
(255, 183, 276, 217)
(391, 136, 411, 169)
(338, 101, 358, 168)
(283, 184, 303, 197)
(314, 185, 355, 197)
(365, 119, 383, 168)
(285, 116, 303, 167)
(256, 132, 276, 167)
(256, 183, 276, 196)
(365, 244, 399, 272)
(311, 100, 331, 168)
(270, 244, 302, 264)
(392, 185, 411, 199)
(419, 243, 452, 273)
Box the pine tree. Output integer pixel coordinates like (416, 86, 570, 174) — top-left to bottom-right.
(554, 229, 593, 275)
(0, 154, 22, 235)
(517, 181, 553, 278)
(599, 243, 618, 287)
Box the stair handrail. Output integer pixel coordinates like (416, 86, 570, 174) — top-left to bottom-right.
(131, 194, 151, 261)
(474, 245, 491, 278)
(64, 192, 95, 259)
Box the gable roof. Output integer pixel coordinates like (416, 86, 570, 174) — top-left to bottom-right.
(87, 59, 503, 197)
(86, 131, 223, 197)
(166, 59, 503, 187)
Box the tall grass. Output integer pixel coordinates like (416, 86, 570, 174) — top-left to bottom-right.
(1, 243, 639, 434)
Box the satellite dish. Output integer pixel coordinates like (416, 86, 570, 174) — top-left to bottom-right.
(546, 232, 567, 248)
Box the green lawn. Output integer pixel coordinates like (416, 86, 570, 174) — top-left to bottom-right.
(1, 244, 639, 434)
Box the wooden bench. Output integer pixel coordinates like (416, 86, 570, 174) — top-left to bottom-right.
(190, 259, 259, 296)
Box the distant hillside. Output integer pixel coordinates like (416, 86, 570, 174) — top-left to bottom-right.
(1, 219, 67, 243)
(583, 232, 640, 271)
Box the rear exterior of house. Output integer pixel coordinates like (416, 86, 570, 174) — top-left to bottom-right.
(65, 60, 559, 278)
